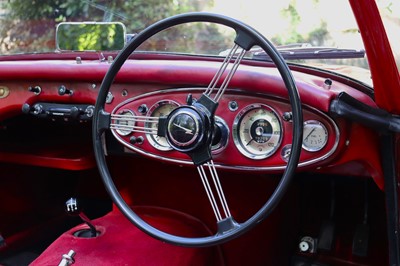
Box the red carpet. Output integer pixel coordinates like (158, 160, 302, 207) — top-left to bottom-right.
(31, 206, 224, 265)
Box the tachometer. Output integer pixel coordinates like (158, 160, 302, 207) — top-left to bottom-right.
(146, 100, 179, 151)
(233, 104, 282, 159)
(302, 120, 328, 152)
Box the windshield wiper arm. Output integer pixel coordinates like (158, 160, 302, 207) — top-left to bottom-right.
(253, 47, 365, 60)
(82, 0, 128, 22)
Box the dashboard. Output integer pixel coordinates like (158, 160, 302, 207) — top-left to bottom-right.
(0, 58, 383, 186)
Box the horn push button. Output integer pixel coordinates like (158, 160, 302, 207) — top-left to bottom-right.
(167, 109, 202, 150)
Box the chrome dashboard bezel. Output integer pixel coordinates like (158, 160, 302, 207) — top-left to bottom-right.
(232, 103, 283, 160)
(113, 109, 135, 136)
(145, 100, 180, 151)
(302, 120, 329, 152)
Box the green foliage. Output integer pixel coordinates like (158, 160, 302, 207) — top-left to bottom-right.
(271, 0, 329, 46)
(0, 0, 222, 54)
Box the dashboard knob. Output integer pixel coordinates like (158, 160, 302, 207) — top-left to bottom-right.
(85, 105, 95, 118)
(28, 86, 41, 95)
(21, 103, 32, 114)
(33, 104, 44, 115)
(58, 85, 73, 96)
(70, 106, 81, 119)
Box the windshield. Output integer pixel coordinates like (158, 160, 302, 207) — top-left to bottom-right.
(377, 0, 400, 71)
(0, 0, 398, 86)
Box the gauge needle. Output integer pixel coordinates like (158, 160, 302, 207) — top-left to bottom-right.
(173, 123, 193, 135)
(246, 138, 254, 146)
(304, 128, 316, 142)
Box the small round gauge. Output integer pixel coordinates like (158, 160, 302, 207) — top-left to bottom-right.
(233, 104, 282, 160)
(114, 109, 135, 136)
(302, 120, 329, 152)
(146, 100, 179, 151)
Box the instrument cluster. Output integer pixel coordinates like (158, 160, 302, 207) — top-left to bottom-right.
(109, 89, 340, 171)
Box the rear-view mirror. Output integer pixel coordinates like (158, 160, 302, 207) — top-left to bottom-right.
(56, 22, 126, 51)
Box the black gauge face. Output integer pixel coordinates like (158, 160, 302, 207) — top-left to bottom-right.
(249, 119, 273, 143)
(146, 101, 179, 151)
(233, 104, 282, 160)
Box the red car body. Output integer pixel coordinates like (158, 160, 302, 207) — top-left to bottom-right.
(0, 0, 398, 265)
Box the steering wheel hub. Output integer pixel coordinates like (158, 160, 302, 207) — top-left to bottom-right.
(167, 108, 202, 149)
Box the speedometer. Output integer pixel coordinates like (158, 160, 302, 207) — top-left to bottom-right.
(233, 104, 282, 159)
(146, 100, 179, 151)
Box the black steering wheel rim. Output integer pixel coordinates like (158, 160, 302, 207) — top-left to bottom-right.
(93, 12, 303, 247)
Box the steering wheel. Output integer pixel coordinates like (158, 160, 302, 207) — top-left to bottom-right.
(93, 12, 303, 247)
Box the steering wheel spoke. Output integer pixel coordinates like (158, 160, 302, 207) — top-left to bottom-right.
(96, 109, 111, 133)
(110, 113, 159, 135)
(205, 43, 246, 103)
(197, 160, 232, 222)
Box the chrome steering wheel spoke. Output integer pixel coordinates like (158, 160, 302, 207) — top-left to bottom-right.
(197, 160, 232, 222)
(205, 30, 254, 103)
(110, 113, 159, 135)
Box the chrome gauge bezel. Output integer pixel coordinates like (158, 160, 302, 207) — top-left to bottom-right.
(233, 103, 283, 160)
(212, 116, 229, 154)
(145, 100, 179, 151)
(114, 109, 135, 136)
(302, 120, 329, 152)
